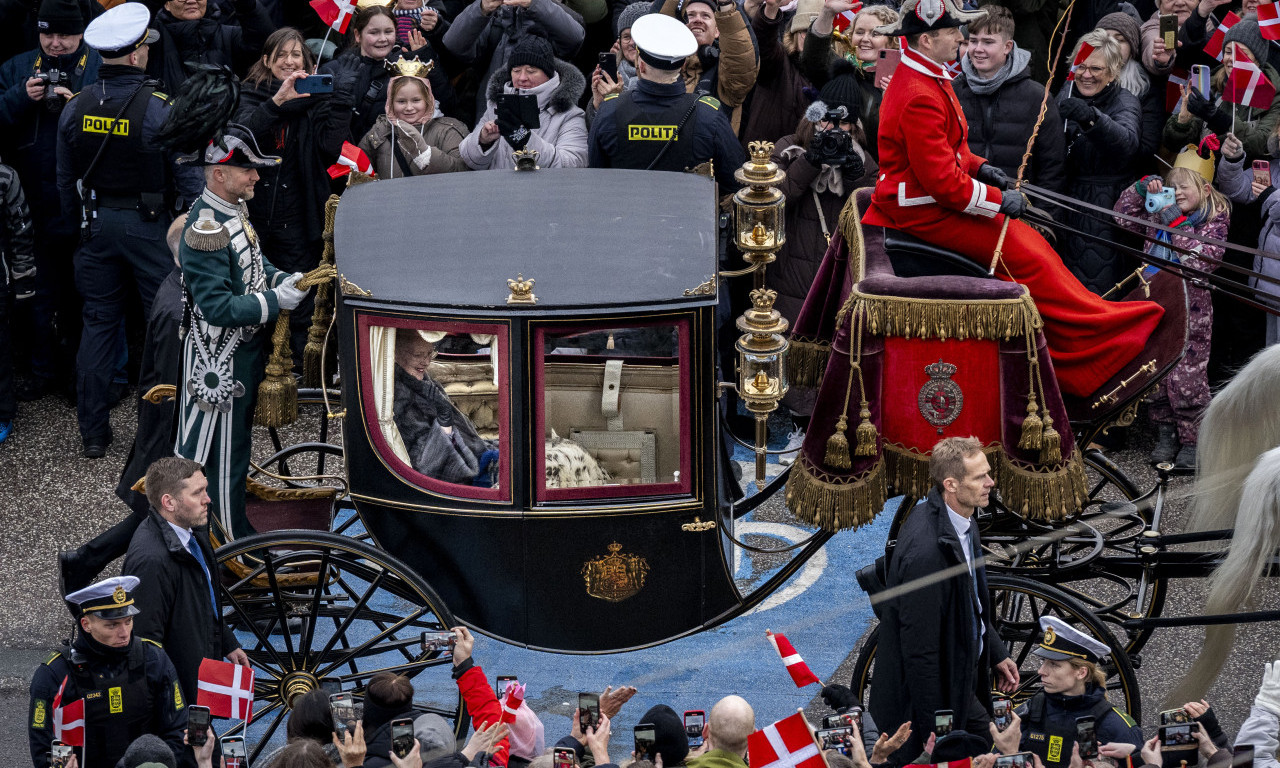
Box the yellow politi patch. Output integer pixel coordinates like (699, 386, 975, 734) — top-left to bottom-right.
(628, 125, 677, 141)
(82, 115, 129, 135)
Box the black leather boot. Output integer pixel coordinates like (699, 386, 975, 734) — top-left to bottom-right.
(1150, 423, 1179, 465)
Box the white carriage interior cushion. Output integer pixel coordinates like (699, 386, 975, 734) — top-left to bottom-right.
(431, 359, 501, 440)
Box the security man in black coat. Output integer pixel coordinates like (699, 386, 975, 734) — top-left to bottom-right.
(55, 2, 202, 459)
(588, 12, 744, 190)
(28, 576, 187, 768)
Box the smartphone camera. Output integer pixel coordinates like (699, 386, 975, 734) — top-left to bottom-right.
(996, 753, 1033, 768)
(578, 693, 601, 733)
(50, 742, 73, 768)
(392, 717, 416, 758)
(685, 710, 706, 748)
(1160, 722, 1199, 748)
(421, 630, 456, 653)
(1076, 716, 1099, 760)
(187, 705, 212, 747)
(634, 724, 657, 761)
(815, 727, 854, 757)
(993, 699, 1013, 732)
(934, 710, 954, 737)
(497, 675, 519, 699)
(554, 747, 577, 768)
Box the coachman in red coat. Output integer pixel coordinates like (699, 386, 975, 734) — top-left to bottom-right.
(861, 0, 1163, 397)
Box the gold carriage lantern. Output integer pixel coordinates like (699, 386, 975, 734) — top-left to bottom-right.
(733, 141, 786, 275)
(735, 288, 790, 482)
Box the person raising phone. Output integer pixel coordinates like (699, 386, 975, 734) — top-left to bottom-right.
(991, 618, 1143, 768)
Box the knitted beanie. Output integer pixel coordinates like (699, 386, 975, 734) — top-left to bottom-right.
(509, 34, 555, 78)
(616, 0, 650, 37)
(818, 70, 863, 118)
(1097, 11, 1141, 58)
(37, 0, 85, 34)
(1224, 14, 1268, 66)
(790, 0, 823, 33)
(640, 705, 690, 768)
(121, 735, 177, 768)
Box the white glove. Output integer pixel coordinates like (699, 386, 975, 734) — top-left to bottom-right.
(274, 277, 307, 311)
(1256, 659, 1280, 715)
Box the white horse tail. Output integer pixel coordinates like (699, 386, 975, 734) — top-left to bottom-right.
(1168, 445, 1280, 704)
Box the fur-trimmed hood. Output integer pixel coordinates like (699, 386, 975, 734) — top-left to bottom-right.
(485, 57, 586, 114)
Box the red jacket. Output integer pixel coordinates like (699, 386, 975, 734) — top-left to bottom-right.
(457, 663, 510, 766)
(863, 47, 1003, 228)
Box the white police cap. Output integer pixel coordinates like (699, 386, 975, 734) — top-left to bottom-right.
(84, 3, 160, 58)
(66, 575, 142, 619)
(631, 13, 697, 70)
(1035, 616, 1110, 664)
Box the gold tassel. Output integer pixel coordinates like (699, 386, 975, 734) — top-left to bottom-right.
(1040, 414, 1062, 465)
(254, 309, 298, 427)
(1018, 391, 1043, 451)
(854, 406, 877, 456)
(825, 415, 852, 470)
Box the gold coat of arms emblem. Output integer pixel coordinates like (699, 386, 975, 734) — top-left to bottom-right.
(1043, 626, 1057, 645)
(581, 542, 649, 603)
(112, 586, 128, 604)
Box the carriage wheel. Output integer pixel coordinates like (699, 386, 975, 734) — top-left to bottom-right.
(214, 531, 468, 762)
(251, 442, 346, 489)
(849, 574, 1141, 722)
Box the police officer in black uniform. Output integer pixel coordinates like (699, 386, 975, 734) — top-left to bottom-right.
(588, 13, 745, 189)
(55, 2, 202, 459)
(994, 617, 1144, 768)
(28, 576, 187, 768)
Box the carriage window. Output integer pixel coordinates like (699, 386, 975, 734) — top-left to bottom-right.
(364, 321, 507, 499)
(537, 322, 690, 499)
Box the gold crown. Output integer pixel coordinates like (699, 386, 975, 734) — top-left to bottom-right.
(607, 542, 623, 553)
(386, 56, 435, 79)
(1173, 144, 1216, 185)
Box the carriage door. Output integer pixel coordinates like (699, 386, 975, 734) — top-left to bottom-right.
(525, 318, 710, 651)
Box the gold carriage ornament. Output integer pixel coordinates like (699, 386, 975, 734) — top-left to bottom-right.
(581, 542, 650, 603)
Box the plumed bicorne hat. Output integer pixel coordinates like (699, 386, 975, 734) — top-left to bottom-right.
(874, 0, 985, 37)
(156, 64, 278, 168)
(179, 124, 282, 168)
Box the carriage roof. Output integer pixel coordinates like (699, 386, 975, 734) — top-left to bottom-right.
(333, 169, 720, 310)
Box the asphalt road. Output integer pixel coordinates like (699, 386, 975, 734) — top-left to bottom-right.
(0, 392, 1276, 764)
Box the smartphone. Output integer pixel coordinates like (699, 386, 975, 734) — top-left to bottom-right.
(1191, 64, 1211, 101)
(497, 675, 519, 699)
(934, 709, 954, 737)
(1160, 708, 1190, 725)
(295, 73, 334, 94)
(392, 717, 416, 758)
(996, 753, 1035, 768)
(499, 93, 541, 130)
(578, 692, 601, 732)
(1255, 160, 1270, 185)
(421, 630, 456, 653)
(822, 714, 850, 729)
(187, 705, 212, 747)
(634, 723, 658, 760)
(994, 698, 1013, 731)
(598, 52, 618, 81)
(876, 49, 901, 89)
(554, 747, 577, 768)
(685, 710, 706, 748)
(1076, 716, 1099, 760)
(330, 692, 355, 738)
(320, 677, 342, 695)
(1233, 745, 1256, 768)
(815, 726, 854, 756)
(221, 735, 248, 768)
(50, 742, 73, 768)
(1160, 13, 1177, 49)
(1160, 722, 1200, 748)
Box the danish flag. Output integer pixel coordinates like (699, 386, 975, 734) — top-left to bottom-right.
(748, 712, 826, 768)
(1224, 44, 1277, 109)
(197, 658, 255, 723)
(1260, 1, 1280, 39)
(1065, 41, 1096, 81)
(1204, 12, 1240, 60)
(310, 0, 357, 34)
(766, 631, 821, 688)
(328, 142, 374, 179)
(831, 3, 864, 33)
(52, 676, 85, 747)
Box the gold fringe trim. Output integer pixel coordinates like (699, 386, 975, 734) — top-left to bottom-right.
(785, 454, 888, 532)
(836, 191, 867, 284)
(848, 291, 1043, 341)
(787, 338, 831, 388)
(992, 449, 1088, 522)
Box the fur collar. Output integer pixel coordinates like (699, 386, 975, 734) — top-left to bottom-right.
(485, 57, 586, 114)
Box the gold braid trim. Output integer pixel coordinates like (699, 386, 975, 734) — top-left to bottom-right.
(992, 448, 1089, 522)
(787, 337, 831, 388)
(884, 443, 1001, 499)
(784, 454, 887, 532)
(837, 191, 866, 283)
(851, 291, 1043, 341)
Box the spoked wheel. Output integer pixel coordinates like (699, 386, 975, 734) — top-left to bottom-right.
(252, 442, 346, 489)
(214, 531, 468, 762)
(850, 574, 1141, 721)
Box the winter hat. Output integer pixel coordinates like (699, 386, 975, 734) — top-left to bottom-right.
(509, 34, 555, 78)
(789, 0, 823, 33)
(640, 705, 690, 768)
(507, 702, 547, 760)
(616, 0, 651, 37)
(817, 66, 863, 118)
(415, 713, 458, 761)
(121, 734, 177, 768)
(931, 730, 989, 764)
(1096, 11, 1141, 59)
(37, 0, 86, 35)
(678, 0, 719, 20)
(1224, 14, 1267, 66)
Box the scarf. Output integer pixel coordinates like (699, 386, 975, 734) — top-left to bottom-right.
(959, 44, 1031, 95)
(1149, 207, 1205, 264)
(73, 628, 133, 664)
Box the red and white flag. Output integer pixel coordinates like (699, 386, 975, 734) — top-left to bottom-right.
(197, 658, 255, 723)
(748, 712, 826, 768)
(328, 142, 374, 179)
(945, 59, 962, 77)
(766, 631, 821, 688)
(1260, 1, 1280, 39)
(1204, 11, 1240, 60)
(831, 3, 864, 33)
(310, 0, 357, 33)
(52, 676, 85, 747)
(1166, 67, 1189, 112)
(1224, 44, 1277, 109)
(1065, 41, 1096, 81)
